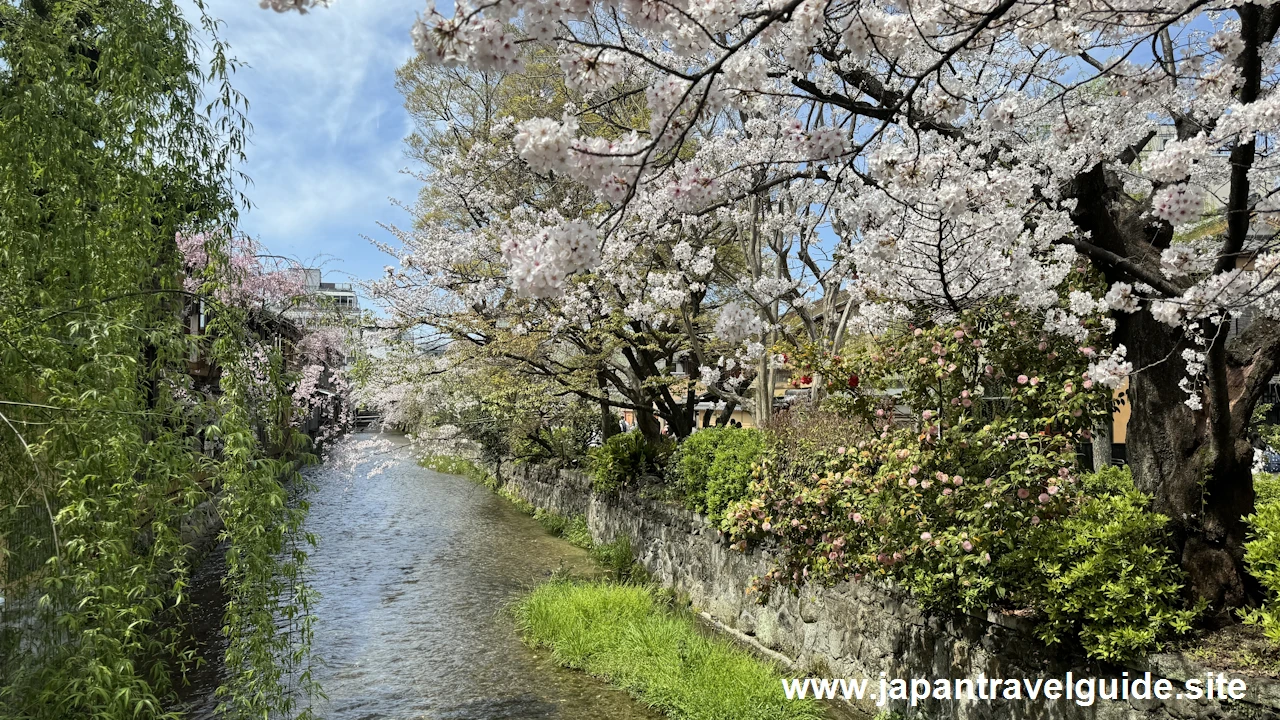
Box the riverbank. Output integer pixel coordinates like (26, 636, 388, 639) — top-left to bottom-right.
(516, 580, 825, 720)
(494, 462, 1280, 720)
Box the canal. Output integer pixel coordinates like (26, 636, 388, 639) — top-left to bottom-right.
(182, 437, 660, 719)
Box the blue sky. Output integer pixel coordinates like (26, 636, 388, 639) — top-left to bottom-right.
(188, 0, 430, 291)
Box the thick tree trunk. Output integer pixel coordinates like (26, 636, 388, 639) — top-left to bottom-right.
(634, 401, 662, 442)
(1120, 312, 1257, 621)
(1068, 157, 1280, 620)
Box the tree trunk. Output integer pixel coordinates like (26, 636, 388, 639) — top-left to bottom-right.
(716, 399, 738, 427)
(1091, 417, 1112, 471)
(753, 353, 772, 428)
(1068, 160, 1280, 620)
(598, 371, 618, 440)
(1120, 312, 1257, 621)
(635, 403, 662, 442)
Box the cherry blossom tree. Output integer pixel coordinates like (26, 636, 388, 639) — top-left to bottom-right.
(371, 50, 846, 437)
(177, 231, 358, 451)
(270, 0, 1280, 614)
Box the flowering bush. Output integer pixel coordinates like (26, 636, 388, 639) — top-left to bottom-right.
(719, 303, 1197, 659)
(727, 304, 1113, 604)
(670, 427, 765, 523)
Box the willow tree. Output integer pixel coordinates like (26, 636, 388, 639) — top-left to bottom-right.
(0, 2, 316, 718)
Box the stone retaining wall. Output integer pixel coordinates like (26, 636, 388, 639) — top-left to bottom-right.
(503, 464, 1280, 720)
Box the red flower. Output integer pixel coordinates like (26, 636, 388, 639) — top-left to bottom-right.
(799, 375, 813, 385)
(847, 374, 859, 389)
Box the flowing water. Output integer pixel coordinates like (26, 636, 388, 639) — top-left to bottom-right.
(181, 437, 660, 720)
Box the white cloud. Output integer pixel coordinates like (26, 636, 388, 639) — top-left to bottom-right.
(186, 0, 425, 282)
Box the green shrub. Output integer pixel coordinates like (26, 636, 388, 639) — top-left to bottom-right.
(1011, 487, 1198, 660)
(671, 430, 719, 508)
(514, 406, 599, 467)
(1079, 464, 1135, 496)
(420, 454, 495, 488)
(1255, 472, 1280, 510)
(588, 432, 673, 493)
(672, 427, 765, 522)
(514, 580, 822, 720)
(1243, 495, 1280, 642)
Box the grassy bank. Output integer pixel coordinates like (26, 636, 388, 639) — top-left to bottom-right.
(515, 580, 823, 720)
(419, 454, 496, 487)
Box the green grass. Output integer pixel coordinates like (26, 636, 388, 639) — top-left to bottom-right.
(533, 508, 594, 550)
(589, 535, 648, 583)
(562, 515, 593, 549)
(498, 484, 537, 513)
(419, 454, 496, 488)
(515, 580, 823, 720)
